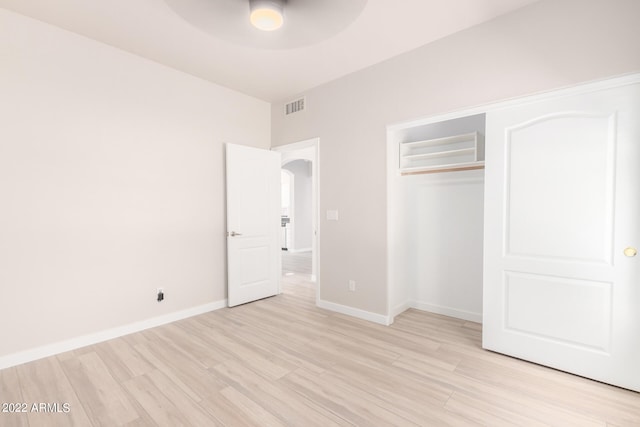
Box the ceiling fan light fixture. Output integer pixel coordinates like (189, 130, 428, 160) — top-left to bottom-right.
(250, 0, 284, 31)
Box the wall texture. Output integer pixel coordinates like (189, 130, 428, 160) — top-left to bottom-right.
(271, 0, 640, 317)
(0, 9, 270, 360)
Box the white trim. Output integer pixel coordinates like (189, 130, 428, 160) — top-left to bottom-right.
(411, 301, 482, 323)
(387, 72, 640, 132)
(386, 125, 403, 323)
(318, 299, 391, 326)
(0, 299, 227, 371)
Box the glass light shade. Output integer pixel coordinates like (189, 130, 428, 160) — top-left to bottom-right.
(250, 1, 284, 31)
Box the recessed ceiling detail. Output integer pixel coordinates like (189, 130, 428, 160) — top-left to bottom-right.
(0, 0, 542, 101)
(163, 0, 368, 50)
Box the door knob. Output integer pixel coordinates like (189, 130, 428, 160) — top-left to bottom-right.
(228, 231, 242, 237)
(624, 247, 637, 257)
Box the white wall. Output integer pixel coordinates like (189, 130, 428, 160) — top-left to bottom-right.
(0, 9, 270, 362)
(405, 172, 485, 321)
(283, 160, 312, 251)
(271, 0, 640, 319)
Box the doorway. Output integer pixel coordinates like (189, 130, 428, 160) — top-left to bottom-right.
(273, 138, 319, 302)
(280, 169, 294, 251)
(281, 161, 312, 270)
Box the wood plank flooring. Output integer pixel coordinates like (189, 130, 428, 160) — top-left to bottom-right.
(1, 268, 639, 426)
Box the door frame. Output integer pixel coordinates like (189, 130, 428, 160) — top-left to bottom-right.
(272, 138, 320, 304)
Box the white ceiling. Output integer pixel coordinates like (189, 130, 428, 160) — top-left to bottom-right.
(0, 0, 540, 102)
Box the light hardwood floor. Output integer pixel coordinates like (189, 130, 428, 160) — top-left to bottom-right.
(1, 269, 639, 426)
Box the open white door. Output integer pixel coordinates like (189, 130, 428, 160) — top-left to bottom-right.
(226, 143, 281, 307)
(483, 80, 640, 391)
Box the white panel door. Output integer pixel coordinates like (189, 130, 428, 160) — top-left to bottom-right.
(483, 81, 640, 391)
(226, 143, 281, 307)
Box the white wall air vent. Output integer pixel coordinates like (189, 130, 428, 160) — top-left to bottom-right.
(285, 97, 305, 115)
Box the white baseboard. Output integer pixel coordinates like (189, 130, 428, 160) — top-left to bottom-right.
(0, 299, 227, 371)
(318, 299, 391, 326)
(411, 300, 482, 323)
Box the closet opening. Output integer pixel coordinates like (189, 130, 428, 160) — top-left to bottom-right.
(387, 113, 486, 324)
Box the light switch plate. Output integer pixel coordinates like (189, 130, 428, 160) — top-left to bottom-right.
(326, 210, 339, 221)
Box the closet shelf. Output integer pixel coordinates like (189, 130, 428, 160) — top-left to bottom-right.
(401, 132, 478, 148)
(399, 131, 484, 174)
(400, 161, 485, 176)
(403, 147, 475, 161)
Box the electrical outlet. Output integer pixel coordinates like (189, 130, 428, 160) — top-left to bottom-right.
(157, 288, 164, 302)
(348, 280, 356, 292)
